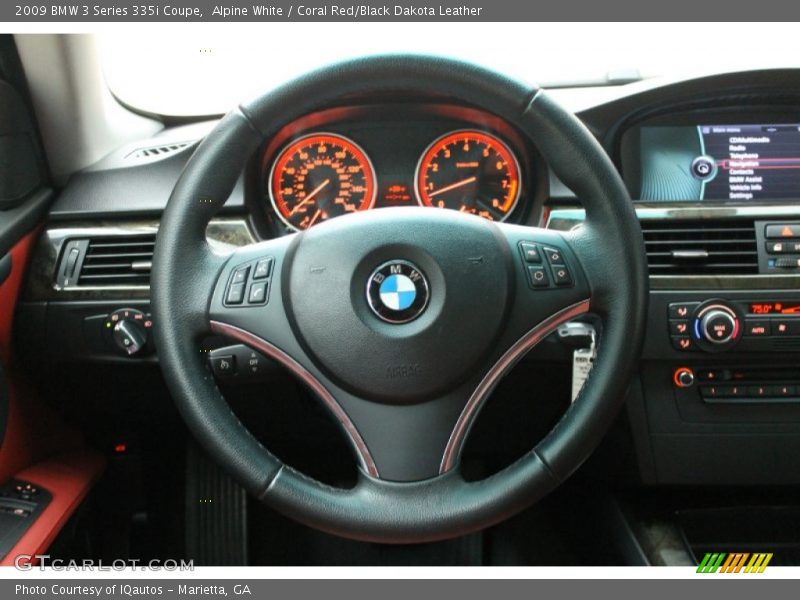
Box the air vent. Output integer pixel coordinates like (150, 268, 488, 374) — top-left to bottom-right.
(126, 141, 192, 159)
(641, 219, 758, 276)
(77, 235, 155, 286)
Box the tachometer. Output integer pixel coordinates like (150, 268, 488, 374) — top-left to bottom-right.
(415, 130, 520, 221)
(269, 133, 376, 230)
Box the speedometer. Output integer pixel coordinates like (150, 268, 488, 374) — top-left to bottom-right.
(269, 133, 377, 231)
(415, 130, 521, 221)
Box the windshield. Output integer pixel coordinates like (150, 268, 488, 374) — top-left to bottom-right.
(101, 23, 800, 117)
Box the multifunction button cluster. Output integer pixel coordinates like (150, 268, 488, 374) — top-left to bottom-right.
(224, 257, 274, 307)
(668, 300, 742, 352)
(672, 367, 800, 404)
(208, 344, 279, 382)
(764, 222, 800, 270)
(696, 368, 799, 404)
(669, 298, 800, 353)
(518, 242, 572, 289)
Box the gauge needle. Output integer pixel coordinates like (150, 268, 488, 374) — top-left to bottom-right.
(428, 176, 477, 198)
(307, 208, 323, 227)
(289, 178, 331, 216)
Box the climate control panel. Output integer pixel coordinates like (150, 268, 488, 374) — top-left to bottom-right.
(668, 298, 800, 353)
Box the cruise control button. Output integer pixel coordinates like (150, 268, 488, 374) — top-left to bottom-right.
(248, 281, 268, 304)
(231, 266, 249, 285)
(527, 266, 549, 288)
(671, 336, 695, 351)
(744, 319, 769, 337)
(543, 247, 563, 263)
(519, 242, 541, 263)
(668, 302, 700, 319)
(765, 224, 800, 239)
(253, 258, 273, 279)
(226, 282, 245, 304)
(210, 355, 236, 377)
(551, 265, 572, 286)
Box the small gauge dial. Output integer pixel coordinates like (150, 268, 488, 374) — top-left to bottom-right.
(416, 130, 521, 221)
(269, 133, 376, 230)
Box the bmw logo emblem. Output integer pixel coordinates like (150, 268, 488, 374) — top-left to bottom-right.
(366, 260, 429, 324)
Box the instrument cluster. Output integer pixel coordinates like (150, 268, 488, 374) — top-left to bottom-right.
(258, 105, 543, 232)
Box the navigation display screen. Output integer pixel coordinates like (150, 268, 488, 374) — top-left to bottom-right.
(635, 123, 800, 202)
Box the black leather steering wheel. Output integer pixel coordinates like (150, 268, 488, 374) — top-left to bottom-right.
(151, 56, 647, 544)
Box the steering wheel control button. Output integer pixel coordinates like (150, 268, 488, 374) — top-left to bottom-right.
(248, 281, 268, 304)
(224, 257, 275, 307)
(226, 282, 245, 304)
(518, 242, 541, 263)
(231, 266, 249, 285)
(253, 258, 273, 279)
(366, 260, 429, 324)
(526, 266, 549, 288)
(543, 247, 563, 264)
(551, 265, 572, 286)
(210, 355, 236, 378)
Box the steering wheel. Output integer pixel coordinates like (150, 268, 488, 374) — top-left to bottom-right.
(151, 56, 647, 544)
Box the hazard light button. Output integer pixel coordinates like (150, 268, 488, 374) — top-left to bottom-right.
(765, 223, 800, 239)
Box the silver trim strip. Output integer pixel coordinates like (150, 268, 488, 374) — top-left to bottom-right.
(439, 299, 591, 474)
(48, 218, 255, 293)
(547, 204, 800, 226)
(209, 320, 379, 478)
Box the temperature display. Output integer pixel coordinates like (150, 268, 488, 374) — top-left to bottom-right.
(749, 302, 800, 315)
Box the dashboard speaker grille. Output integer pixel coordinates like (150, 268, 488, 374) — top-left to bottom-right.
(641, 219, 758, 276)
(77, 235, 155, 286)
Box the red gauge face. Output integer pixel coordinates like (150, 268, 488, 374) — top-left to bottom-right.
(269, 133, 376, 230)
(416, 130, 521, 221)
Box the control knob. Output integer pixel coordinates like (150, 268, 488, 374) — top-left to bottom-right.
(105, 308, 152, 356)
(698, 307, 738, 345)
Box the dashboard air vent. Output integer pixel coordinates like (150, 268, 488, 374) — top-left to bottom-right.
(126, 141, 192, 159)
(641, 219, 758, 276)
(77, 235, 155, 286)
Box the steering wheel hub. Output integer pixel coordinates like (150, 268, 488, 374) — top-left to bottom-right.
(286, 208, 511, 403)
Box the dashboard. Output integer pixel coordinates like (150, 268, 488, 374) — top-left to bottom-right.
(17, 68, 800, 493)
